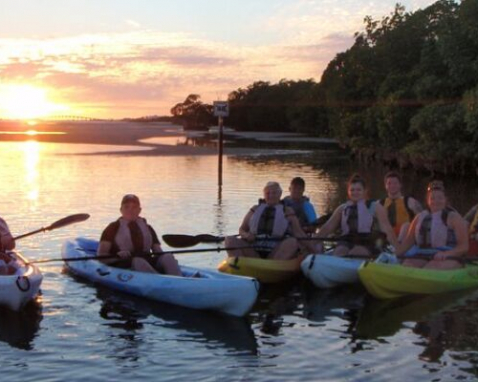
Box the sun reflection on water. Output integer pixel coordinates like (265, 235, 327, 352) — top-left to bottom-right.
(22, 140, 40, 202)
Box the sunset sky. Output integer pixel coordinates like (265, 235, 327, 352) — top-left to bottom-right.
(0, 0, 436, 119)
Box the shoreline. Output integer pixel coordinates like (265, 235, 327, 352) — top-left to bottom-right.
(0, 120, 337, 157)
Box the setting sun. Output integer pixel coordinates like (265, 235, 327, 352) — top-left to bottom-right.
(0, 84, 69, 120)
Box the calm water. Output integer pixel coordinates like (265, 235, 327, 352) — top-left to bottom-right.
(1, 129, 478, 382)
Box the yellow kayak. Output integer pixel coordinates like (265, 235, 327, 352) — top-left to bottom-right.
(217, 255, 304, 283)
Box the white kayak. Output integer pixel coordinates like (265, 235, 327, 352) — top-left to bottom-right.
(301, 252, 364, 288)
(0, 251, 43, 311)
(62, 237, 260, 317)
(301, 251, 395, 289)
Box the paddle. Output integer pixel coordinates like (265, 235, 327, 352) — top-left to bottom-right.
(27, 245, 263, 264)
(13, 214, 91, 241)
(162, 231, 387, 248)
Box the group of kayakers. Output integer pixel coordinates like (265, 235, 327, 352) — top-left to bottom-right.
(0, 172, 477, 276)
(224, 172, 477, 271)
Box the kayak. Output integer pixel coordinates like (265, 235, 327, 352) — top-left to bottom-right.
(0, 251, 43, 311)
(62, 237, 260, 317)
(301, 252, 365, 288)
(217, 255, 304, 283)
(358, 261, 478, 299)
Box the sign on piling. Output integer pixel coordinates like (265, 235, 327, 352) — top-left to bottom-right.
(213, 101, 229, 187)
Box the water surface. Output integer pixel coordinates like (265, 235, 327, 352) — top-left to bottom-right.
(1, 127, 478, 381)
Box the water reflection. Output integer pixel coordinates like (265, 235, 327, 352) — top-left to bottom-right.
(95, 287, 258, 356)
(0, 300, 43, 350)
(22, 140, 40, 202)
(355, 290, 478, 373)
(303, 286, 366, 325)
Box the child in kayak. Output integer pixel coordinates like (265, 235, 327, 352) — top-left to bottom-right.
(397, 183, 468, 269)
(316, 173, 398, 256)
(380, 171, 422, 242)
(97, 194, 182, 275)
(282, 177, 319, 233)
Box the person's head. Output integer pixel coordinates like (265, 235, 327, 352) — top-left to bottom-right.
(347, 173, 367, 202)
(289, 177, 305, 200)
(426, 181, 447, 212)
(263, 181, 282, 205)
(384, 171, 402, 197)
(120, 194, 141, 221)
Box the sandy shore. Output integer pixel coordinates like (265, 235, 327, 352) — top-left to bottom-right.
(0, 120, 336, 156)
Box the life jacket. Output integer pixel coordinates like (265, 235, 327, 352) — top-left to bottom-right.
(249, 203, 289, 238)
(107, 217, 154, 254)
(415, 209, 457, 248)
(340, 199, 376, 235)
(380, 196, 415, 235)
(282, 196, 309, 227)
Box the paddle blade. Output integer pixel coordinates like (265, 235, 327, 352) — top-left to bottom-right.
(47, 214, 90, 231)
(162, 234, 225, 248)
(162, 234, 201, 247)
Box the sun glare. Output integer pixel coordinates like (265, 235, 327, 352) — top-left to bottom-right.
(0, 84, 69, 120)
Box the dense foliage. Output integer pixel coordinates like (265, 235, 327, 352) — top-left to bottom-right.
(170, 0, 478, 173)
(170, 94, 215, 130)
(320, 0, 478, 173)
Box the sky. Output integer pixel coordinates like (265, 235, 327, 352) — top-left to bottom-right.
(0, 0, 437, 119)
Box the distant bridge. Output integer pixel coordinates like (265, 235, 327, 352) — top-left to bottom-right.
(42, 115, 105, 122)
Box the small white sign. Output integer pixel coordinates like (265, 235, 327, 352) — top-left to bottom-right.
(213, 101, 229, 117)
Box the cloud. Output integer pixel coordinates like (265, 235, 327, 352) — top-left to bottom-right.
(0, 27, 357, 118)
(265, 0, 438, 45)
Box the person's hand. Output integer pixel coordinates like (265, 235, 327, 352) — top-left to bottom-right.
(117, 250, 131, 259)
(243, 232, 255, 242)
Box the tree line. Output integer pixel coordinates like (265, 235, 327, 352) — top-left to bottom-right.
(170, 0, 478, 174)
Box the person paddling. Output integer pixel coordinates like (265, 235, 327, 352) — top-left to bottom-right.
(225, 181, 316, 260)
(282, 177, 319, 233)
(380, 171, 422, 241)
(397, 183, 468, 269)
(316, 173, 398, 257)
(97, 194, 182, 275)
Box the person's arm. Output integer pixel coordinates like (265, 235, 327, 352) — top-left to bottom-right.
(464, 204, 478, 224)
(238, 207, 255, 242)
(316, 206, 342, 238)
(395, 215, 419, 255)
(287, 207, 316, 252)
(149, 225, 163, 253)
(375, 203, 399, 248)
(0, 218, 15, 250)
(434, 213, 469, 259)
(408, 197, 423, 215)
(97, 223, 130, 264)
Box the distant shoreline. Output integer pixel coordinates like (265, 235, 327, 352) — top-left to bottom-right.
(0, 120, 337, 157)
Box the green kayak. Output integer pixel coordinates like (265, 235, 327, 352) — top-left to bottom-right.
(358, 261, 478, 299)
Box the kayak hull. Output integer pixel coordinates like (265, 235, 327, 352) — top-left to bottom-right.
(217, 255, 304, 283)
(0, 251, 43, 311)
(62, 237, 260, 317)
(358, 261, 478, 299)
(301, 253, 364, 288)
